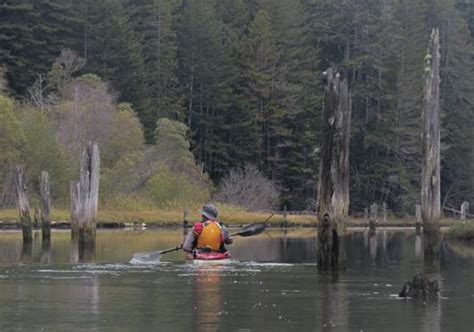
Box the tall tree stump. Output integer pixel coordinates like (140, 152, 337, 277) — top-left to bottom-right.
(369, 203, 378, 234)
(415, 204, 422, 232)
(40, 171, 51, 242)
(14, 166, 32, 244)
(421, 29, 441, 263)
(70, 143, 100, 259)
(460, 202, 469, 220)
(317, 67, 352, 270)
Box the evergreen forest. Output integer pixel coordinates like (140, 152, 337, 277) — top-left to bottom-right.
(1, 0, 473, 215)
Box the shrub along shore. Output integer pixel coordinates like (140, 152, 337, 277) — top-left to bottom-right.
(0, 207, 460, 229)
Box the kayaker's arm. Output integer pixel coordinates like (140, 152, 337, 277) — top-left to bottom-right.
(182, 231, 197, 252)
(221, 225, 233, 245)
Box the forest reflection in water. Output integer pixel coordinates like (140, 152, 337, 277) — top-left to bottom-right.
(0, 229, 472, 331)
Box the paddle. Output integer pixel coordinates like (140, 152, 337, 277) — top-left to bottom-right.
(130, 215, 273, 264)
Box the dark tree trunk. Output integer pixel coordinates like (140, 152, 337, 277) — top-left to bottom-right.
(317, 67, 352, 270)
(421, 29, 441, 264)
(14, 166, 32, 244)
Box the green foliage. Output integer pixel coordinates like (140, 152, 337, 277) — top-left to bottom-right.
(102, 103, 145, 168)
(16, 107, 69, 202)
(446, 222, 474, 242)
(144, 165, 209, 209)
(0, 96, 25, 168)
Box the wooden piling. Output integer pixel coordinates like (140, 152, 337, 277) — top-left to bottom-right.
(415, 204, 422, 232)
(14, 166, 32, 244)
(183, 209, 189, 237)
(34, 207, 40, 229)
(460, 202, 469, 220)
(70, 143, 100, 256)
(40, 171, 51, 242)
(364, 208, 369, 228)
(382, 202, 387, 225)
(421, 29, 441, 263)
(317, 67, 352, 271)
(369, 203, 377, 233)
(283, 206, 288, 228)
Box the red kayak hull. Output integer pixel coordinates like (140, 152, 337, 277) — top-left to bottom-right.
(186, 251, 231, 261)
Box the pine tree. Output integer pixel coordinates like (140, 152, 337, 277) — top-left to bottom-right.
(0, 0, 39, 95)
(128, 0, 183, 126)
(84, 0, 150, 140)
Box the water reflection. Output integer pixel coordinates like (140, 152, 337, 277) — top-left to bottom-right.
(319, 273, 349, 331)
(0, 229, 471, 331)
(41, 239, 51, 264)
(193, 268, 222, 332)
(415, 233, 422, 258)
(20, 242, 32, 264)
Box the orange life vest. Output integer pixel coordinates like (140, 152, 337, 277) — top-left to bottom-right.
(196, 220, 223, 251)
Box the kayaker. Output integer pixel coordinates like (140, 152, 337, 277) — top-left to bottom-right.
(182, 204, 233, 257)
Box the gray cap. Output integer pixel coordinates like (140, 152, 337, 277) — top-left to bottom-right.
(200, 204, 219, 220)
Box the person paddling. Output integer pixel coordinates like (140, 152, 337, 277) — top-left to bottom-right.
(182, 204, 233, 258)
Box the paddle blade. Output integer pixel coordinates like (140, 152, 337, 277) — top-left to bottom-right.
(129, 245, 182, 264)
(233, 222, 266, 237)
(130, 251, 162, 264)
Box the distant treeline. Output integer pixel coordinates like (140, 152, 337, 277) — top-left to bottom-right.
(0, 0, 473, 213)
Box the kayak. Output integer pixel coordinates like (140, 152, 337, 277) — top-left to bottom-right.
(186, 251, 232, 264)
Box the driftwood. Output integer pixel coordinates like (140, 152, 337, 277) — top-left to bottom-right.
(70, 143, 100, 257)
(14, 166, 32, 243)
(317, 67, 352, 270)
(421, 29, 441, 263)
(40, 171, 51, 242)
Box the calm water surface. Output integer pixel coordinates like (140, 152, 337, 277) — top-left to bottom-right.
(0, 229, 472, 331)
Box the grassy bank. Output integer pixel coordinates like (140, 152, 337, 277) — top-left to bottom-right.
(446, 222, 474, 242)
(0, 206, 459, 228)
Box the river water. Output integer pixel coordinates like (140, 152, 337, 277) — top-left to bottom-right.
(0, 229, 472, 331)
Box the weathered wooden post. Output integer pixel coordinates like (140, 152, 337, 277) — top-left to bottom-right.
(34, 207, 40, 229)
(364, 207, 369, 228)
(317, 67, 352, 270)
(40, 171, 51, 242)
(70, 143, 100, 260)
(421, 29, 441, 263)
(460, 202, 469, 220)
(14, 166, 33, 244)
(183, 208, 189, 237)
(283, 206, 288, 228)
(382, 202, 387, 225)
(369, 203, 377, 234)
(415, 204, 422, 231)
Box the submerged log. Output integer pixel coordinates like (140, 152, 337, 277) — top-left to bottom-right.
(14, 166, 33, 244)
(317, 67, 352, 270)
(70, 143, 100, 258)
(40, 171, 51, 242)
(421, 29, 441, 263)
